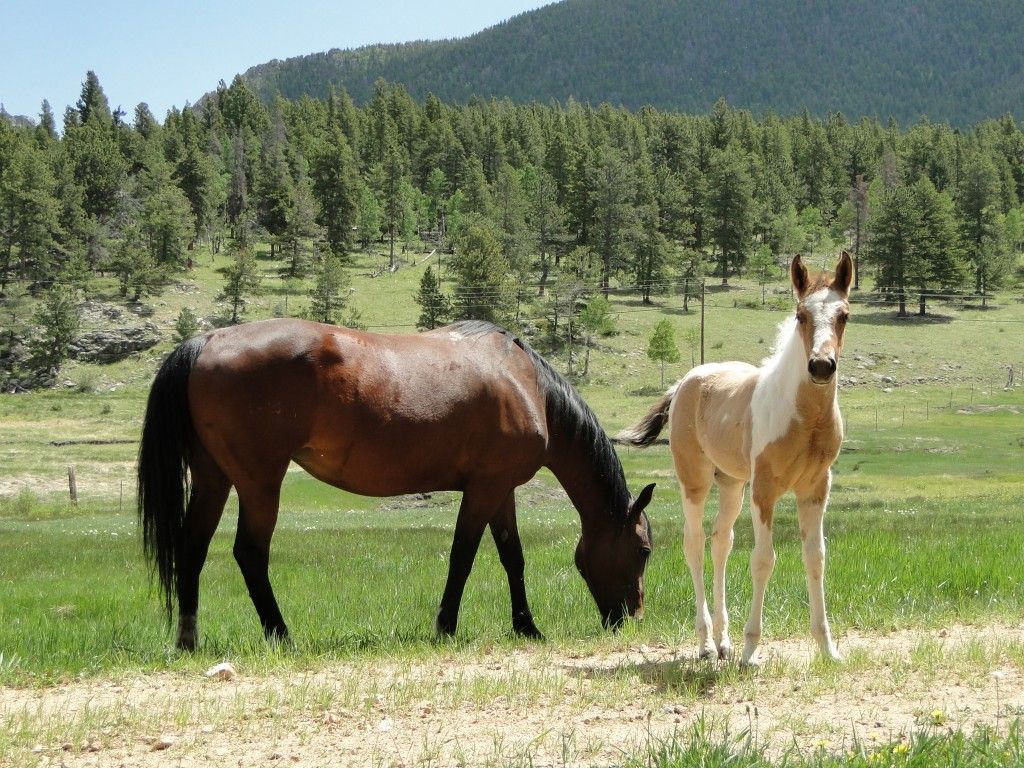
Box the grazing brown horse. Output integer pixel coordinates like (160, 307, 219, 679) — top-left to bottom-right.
(619, 253, 852, 665)
(138, 318, 655, 650)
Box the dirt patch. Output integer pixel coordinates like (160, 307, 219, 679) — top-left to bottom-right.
(3, 623, 1023, 766)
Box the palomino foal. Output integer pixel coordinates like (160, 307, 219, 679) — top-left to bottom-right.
(620, 252, 853, 665)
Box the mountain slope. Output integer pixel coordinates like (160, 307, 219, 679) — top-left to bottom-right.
(239, 0, 1024, 124)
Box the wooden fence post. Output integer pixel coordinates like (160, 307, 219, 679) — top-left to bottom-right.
(68, 465, 78, 506)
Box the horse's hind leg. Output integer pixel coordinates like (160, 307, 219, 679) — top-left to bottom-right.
(176, 446, 231, 651)
(435, 488, 493, 637)
(489, 491, 542, 639)
(710, 475, 744, 660)
(233, 476, 290, 643)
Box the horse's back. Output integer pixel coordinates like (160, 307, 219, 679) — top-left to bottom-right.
(188, 319, 548, 495)
(670, 362, 758, 483)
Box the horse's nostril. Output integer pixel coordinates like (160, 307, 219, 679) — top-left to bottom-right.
(809, 358, 836, 380)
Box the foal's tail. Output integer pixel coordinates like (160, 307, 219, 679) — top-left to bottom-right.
(616, 382, 679, 447)
(136, 335, 208, 620)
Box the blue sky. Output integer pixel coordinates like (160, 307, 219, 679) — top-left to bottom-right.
(0, 1, 553, 121)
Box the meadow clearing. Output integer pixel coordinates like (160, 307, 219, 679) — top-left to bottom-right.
(1, 244, 1022, 766)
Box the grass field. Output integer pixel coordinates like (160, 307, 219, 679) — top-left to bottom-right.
(1, 244, 1022, 765)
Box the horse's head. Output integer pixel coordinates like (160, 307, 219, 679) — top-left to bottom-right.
(791, 251, 853, 385)
(574, 483, 655, 629)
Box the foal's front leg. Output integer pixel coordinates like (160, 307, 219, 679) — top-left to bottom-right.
(742, 481, 778, 667)
(797, 473, 842, 662)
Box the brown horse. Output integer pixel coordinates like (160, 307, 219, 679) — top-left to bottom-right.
(138, 318, 654, 650)
(619, 253, 852, 665)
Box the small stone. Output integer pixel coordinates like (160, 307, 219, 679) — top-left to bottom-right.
(151, 736, 174, 751)
(205, 662, 237, 681)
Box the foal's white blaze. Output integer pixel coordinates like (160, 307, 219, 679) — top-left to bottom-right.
(805, 287, 847, 358)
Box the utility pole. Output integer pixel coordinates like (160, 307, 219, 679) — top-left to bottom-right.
(700, 280, 706, 365)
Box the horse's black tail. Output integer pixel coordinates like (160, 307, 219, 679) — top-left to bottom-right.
(137, 335, 207, 621)
(615, 382, 679, 447)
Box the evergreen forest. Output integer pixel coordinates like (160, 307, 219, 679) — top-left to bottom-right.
(238, 0, 1024, 126)
(2, 73, 1023, 388)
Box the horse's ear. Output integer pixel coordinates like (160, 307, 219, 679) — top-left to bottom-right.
(831, 251, 853, 296)
(631, 483, 656, 519)
(790, 255, 810, 298)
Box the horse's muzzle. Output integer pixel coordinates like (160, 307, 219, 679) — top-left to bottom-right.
(808, 357, 837, 383)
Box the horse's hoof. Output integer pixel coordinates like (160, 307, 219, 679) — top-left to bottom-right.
(513, 622, 545, 641)
(717, 644, 734, 661)
(434, 614, 457, 638)
(175, 638, 197, 653)
(698, 646, 717, 661)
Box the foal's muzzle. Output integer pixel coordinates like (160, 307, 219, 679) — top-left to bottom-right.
(808, 356, 837, 383)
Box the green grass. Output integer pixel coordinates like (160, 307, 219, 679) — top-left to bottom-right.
(1, 242, 1022, 686)
(630, 718, 1024, 768)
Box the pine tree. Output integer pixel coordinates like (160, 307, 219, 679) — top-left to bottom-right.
(414, 266, 451, 330)
(255, 116, 294, 256)
(647, 319, 680, 387)
(220, 237, 262, 323)
(30, 284, 79, 376)
(909, 177, 965, 314)
(588, 143, 637, 296)
(173, 307, 201, 344)
(867, 184, 920, 316)
(450, 215, 511, 323)
(958, 153, 1013, 302)
(707, 143, 754, 285)
(307, 253, 352, 325)
(577, 295, 614, 376)
(309, 126, 359, 258)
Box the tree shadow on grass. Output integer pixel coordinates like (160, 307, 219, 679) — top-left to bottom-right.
(850, 308, 955, 326)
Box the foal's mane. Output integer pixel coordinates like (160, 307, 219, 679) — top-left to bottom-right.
(447, 320, 631, 522)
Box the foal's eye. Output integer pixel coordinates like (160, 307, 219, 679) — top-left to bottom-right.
(796, 312, 806, 324)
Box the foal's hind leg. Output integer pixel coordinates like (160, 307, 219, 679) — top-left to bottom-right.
(233, 474, 290, 643)
(489, 491, 543, 639)
(675, 458, 715, 659)
(175, 447, 231, 651)
(709, 475, 744, 660)
(435, 488, 497, 637)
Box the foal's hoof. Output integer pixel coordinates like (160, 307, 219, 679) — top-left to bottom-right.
(717, 644, 734, 661)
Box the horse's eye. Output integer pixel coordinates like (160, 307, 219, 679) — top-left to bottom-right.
(640, 547, 652, 560)
(796, 313, 806, 324)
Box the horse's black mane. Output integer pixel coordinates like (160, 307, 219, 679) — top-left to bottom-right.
(448, 320, 631, 522)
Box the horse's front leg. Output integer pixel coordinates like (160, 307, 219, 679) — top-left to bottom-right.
(435, 491, 490, 637)
(797, 471, 842, 662)
(709, 477, 744, 660)
(742, 479, 779, 667)
(489, 491, 543, 639)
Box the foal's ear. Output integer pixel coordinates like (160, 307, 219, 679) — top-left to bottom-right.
(831, 251, 854, 296)
(790, 254, 810, 298)
(631, 483, 656, 519)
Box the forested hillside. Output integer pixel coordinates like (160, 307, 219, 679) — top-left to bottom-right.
(239, 0, 1024, 126)
(2, 73, 1023, 389)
